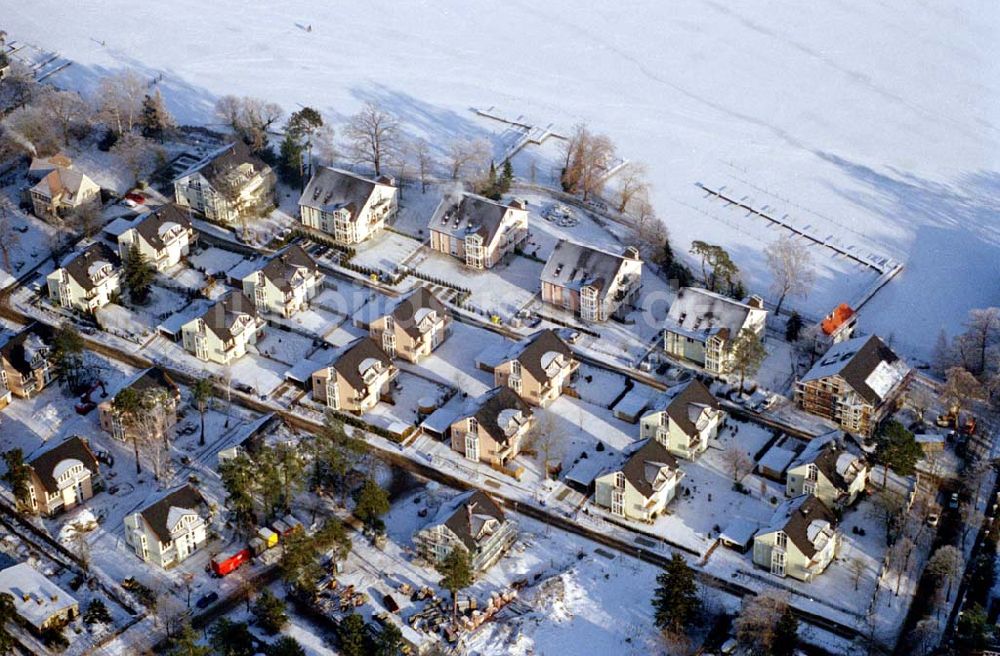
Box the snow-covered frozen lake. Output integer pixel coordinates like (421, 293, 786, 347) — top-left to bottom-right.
(6, 2, 997, 357)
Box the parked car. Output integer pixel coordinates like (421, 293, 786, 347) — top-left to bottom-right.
(195, 591, 218, 609)
(123, 192, 146, 207)
(720, 638, 739, 655)
(949, 492, 959, 509)
(927, 513, 940, 527)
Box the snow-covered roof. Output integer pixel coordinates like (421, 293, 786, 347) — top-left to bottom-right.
(720, 518, 759, 547)
(800, 335, 909, 404)
(663, 286, 763, 342)
(540, 239, 638, 295)
(0, 563, 78, 631)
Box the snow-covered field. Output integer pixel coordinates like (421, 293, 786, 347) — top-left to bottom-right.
(5, 1, 997, 359)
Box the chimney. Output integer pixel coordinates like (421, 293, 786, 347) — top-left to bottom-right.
(466, 500, 478, 535)
(377, 175, 395, 187)
(624, 246, 640, 260)
(508, 198, 526, 211)
(746, 294, 764, 309)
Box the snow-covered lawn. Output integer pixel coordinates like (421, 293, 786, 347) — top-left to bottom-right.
(255, 329, 319, 365)
(188, 246, 248, 276)
(367, 371, 450, 432)
(410, 250, 542, 320)
(350, 230, 423, 273)
(0, 194, 59, 289)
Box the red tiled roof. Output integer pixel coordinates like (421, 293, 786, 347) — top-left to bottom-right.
(821, 303, 855, 336)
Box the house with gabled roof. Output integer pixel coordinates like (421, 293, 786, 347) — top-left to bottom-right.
(794, 334, 910, 437)
(181, 291, 265, 364)
(27, 153, 73, 182)
(785, 431, 868, 508)
(46, 242, 122, 312)
(99, 367, 181, 442)
(124, 484, 210, 569)
(310, 337, 398, 414)
(173, 140, 275, 224)
(594, 438, 684, 522)
(0, 322, 55, 403)
(414, 489, 517, 573)
(492, 329, 578, 407)
(29, 165, 100, 222)
(25, 436, 100, 516)
(541, 240, 643, 322)
(449, 386, 534, 469)
(753, 494, 839, 582)
(299, 167, 397, 244)
(663, 287, 767, 374)
(369, 286, 451, 363)
(116, 203, 196, 271)
(241, 244, 322, 318)
(428, 192, 528, 269)
(638, 379, 725, 460)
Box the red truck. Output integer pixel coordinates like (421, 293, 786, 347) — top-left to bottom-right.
(210, 548, 251, 577)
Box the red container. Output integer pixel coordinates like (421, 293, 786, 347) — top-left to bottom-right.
(210, 548, 250, 576)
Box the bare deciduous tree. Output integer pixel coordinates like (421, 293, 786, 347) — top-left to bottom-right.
(849, 557, 866, 591)
(111, 132, 161, 186)
(734, 591, 788, 654)
(4, 104, 60, 155)
(526, 409, 565, 479)
(959, 501, 984, 550)
(720, 443, 753, 483)
(941, 366, 985, 425)
(955, 307, 1000, 375)
(412, 137, 435, 193)
(38, 89, 89, 146)
(616, 162, 649, 214)
(867, 488, 906, 546)
(344, 102, 400, 176)
(95, 69, 147, 136)
(765, 235, 815, 315)
(446, 137, 490, 181)
(214, 95, 283, 152)
(313, 122, 337, 167)
(889, 535, 915, 595)
(561, 124, 616, 201)
(925, 545, 963, 606)
(0, 206, 21, 273)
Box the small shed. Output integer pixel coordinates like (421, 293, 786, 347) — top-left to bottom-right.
(756, 444, 796, 482)
(720, 518, 758, 553)
(612, 388, 652, 424)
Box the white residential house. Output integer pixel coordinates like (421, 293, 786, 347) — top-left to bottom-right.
(785, 431, 869, 508)
(428, 192, 528, 269)
(752, 495, 839, 582)
(594, 439, 684, 522)
(0, 563, 78, 632)
(663, 287, 767, 373)
(46, 242, 122, 312)
(29, 165, 100, 222)
(124, 485, 210, 569)
(540, 240, 643, 322)
(299, 167, 397, 244)
(117, 203, 196, 271)
(173, 141, 275, 225)
(181, 291, 265, 364)
(241, 244, 322, 317)
(638, 379, 726, 460)
(414, 490, 517, 573)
